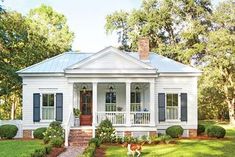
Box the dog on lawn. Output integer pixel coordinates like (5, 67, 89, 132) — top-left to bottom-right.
(122, 142, 145, 157)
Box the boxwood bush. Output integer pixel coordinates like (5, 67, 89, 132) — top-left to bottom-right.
(206, 125, 226, 138)
(166, 125, 183, 138)
(50, 137, 64, 148)
(0, 124, 18, 139)
(33, 127, 47, 139)
(197, 124, 205, 135)
(89, 138, 101, 147)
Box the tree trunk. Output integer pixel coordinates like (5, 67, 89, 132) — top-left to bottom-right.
(227, 99, 235, 125)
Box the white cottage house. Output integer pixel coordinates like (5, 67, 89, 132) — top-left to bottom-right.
(17, 38, 201, 146)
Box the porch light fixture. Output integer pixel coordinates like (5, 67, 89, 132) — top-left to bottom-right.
(81, 84, 88, 93)
(108, 84, 115, 92)
(134, 84, 140, 92)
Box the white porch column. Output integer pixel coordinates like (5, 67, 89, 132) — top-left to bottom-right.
(149, 81, 155, 126)
(126, 82, 131, 126)
(92, 82, 98, 137)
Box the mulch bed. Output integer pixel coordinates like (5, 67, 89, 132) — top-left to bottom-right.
(95, 146, 106, 157)
(47, 147, 66, 157)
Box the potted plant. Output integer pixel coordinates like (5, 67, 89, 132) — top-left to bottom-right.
(73, 108, 81, 127)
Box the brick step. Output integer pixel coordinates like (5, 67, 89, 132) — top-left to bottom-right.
(69, 142, 88, 147)
(68, 129, 93, 147)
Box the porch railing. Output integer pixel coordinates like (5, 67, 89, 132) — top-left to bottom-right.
(97, 112, 126, 125)
(96, 111, 150, 125)
(130, 112, 150, 125)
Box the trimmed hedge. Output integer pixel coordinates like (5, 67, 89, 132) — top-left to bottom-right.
(89, 138, 101, 147)
(79, 138, 98, 157)
(33, 127, 47, 139)
(30, 144, 52, 157)
(197, 124, 205, 135)
(207, 125, 226, 138)
(0, 124, 18, 139)
(166, 125, 183, 138)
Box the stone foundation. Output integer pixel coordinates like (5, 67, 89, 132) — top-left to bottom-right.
(23, 130, 33, 139)
(149, 131, 157, 137)
(189, 129, 197, 137)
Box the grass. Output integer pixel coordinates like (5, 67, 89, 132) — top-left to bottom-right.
(104, 120, 235, 157)
(0, 140, 44, 157)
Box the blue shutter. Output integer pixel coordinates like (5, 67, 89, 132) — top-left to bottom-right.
(56, 93, 63, 122)
(181, 93, 187, 121)
(33, 93, 40, 122)
(158, 93, 165, 122)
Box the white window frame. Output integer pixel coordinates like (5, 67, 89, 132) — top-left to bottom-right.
(165, 93, 181, 122)
(40, 93, 56, 122)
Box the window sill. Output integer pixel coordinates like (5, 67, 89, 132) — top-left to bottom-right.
(40, 120, 55, 123)
(165, 120, 181, 123)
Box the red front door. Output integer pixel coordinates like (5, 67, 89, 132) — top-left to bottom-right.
(80, 91, 92, 126)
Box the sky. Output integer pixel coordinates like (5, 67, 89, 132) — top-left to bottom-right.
(2, 0, 221, 52)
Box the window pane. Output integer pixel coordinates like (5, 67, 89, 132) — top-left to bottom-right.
(131, 92, 135, 103)
(166, 94, 172, 107)
(42, 107, 54, 120)
(49, 94, 54, 106)
(106, 93, 111, 103)
(43, 94, 48, 106)
(173, 94, 178, 106)
(112, 92, 116, 103)
(136, 92, 141, 103)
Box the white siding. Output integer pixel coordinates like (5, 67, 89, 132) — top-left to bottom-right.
(155, 76, 198, 129)
(22, 76, 73, 130)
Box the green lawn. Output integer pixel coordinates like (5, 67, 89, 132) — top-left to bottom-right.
(105, 121, 235, 157)
(0, 140, 44, 157)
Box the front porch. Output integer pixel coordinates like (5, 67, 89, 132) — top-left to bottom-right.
(73, 81, 155, 127)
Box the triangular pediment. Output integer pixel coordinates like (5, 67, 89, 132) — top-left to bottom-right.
(66, 47, 154, 70)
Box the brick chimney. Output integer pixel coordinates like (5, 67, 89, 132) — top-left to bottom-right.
(138, 37, 149, 61)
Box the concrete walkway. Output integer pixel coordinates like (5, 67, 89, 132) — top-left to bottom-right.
(58, 146, 85, 157)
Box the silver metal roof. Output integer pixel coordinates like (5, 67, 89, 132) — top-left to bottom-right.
(17, 51, 201, 74)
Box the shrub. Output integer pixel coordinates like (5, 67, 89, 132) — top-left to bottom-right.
(30, 144, 52, 157)
(80, 143, 96, 157)
(43, 121, 64, 144)
(89, 138, 101, 147)
(159, 135, 172, 144)
(123, 136, 137, 143)
(115, 136, 123, 144)
(50, 137, 64, 148)
(197, 124, 205, 135)
(206, 125, 226, 138)
(95, 119, 116, 143)
(0, 124, 18, 139)
(33, 127, 47, 139)
(166, 125, 183, 138)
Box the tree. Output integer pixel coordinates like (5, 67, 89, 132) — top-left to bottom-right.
(105, 0, 212, 63)
(0, 5, 74, 119)
(200, 0, 235, 124)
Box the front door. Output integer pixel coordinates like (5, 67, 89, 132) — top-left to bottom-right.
(80, 91, 92, 126)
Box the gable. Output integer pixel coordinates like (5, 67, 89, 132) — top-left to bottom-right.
(79, 52, 144, 69)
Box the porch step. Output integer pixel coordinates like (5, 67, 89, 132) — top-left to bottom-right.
(68, 129, 93, 146)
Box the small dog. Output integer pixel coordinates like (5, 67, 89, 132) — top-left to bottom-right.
(122, 142, 145, 157)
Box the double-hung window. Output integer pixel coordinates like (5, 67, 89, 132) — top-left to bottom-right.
(42, 94, 55, 120)
(105, 92, 116, 111)
(166, 93, 179, 120)
(131, 92, 141, 111)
